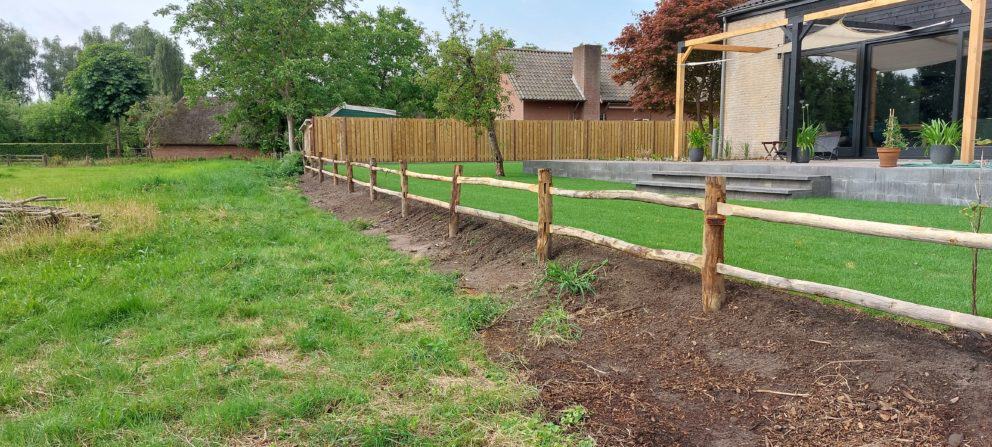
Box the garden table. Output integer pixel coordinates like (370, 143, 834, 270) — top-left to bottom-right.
(761, 141, 786, 160)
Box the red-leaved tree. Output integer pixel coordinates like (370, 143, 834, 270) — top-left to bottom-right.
(611, 0, 744, 132)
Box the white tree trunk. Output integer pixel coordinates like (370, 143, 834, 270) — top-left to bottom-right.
(287, 114, 297, 153)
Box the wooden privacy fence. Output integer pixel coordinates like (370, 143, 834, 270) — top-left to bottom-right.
(302, 154, 992, 336)
(3, 154, 48, 166)
(306, 117, 681, 163)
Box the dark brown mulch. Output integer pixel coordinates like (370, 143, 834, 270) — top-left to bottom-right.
(301, 175, 992, 447)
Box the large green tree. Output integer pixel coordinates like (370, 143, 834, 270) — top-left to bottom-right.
(428, 0, 513, 176)
(67, 43, 150, 157)
(36, 37, 82, 98)
(82, 23, 186, 100)
(160, 0, 346, 153)
(327, 7, 436, 117)
(0, 21, 37, 101)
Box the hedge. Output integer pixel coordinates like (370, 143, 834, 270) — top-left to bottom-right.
(0, 143, 109, 159)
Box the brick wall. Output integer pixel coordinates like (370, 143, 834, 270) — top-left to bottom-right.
(152, 145, 261, 160)
(722, 11, 786, 159)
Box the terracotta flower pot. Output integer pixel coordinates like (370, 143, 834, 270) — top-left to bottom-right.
(877, 147, 901, 168)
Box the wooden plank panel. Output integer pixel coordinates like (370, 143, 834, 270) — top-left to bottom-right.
(551, 120, 587, 159)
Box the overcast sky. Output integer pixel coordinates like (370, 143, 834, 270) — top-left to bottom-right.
(2, 0, 655, 58)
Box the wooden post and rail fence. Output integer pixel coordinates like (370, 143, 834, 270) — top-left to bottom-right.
(301, 153, 992, 336)
(3, 154, 48, 166)
(307, 116, 689, 163)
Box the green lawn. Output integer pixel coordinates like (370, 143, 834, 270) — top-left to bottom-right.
(345, 161, 991, 318)
(0, 160, 588, 446)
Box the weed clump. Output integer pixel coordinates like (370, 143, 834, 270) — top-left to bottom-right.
(536, 260, 607, 302)
(529, 301, 581, 347)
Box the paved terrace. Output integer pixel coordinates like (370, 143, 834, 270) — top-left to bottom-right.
(523, 159, 992, 206)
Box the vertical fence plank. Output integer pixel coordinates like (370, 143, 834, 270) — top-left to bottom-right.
(702, 176, 727, 312)
(400, 160, 409, 217)
(448, 164, 463, 238)
(369, 158, 377, 202)
(536, 168, 553, 262)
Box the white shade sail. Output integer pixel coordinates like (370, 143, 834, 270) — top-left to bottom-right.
(775, 19, 961, 71)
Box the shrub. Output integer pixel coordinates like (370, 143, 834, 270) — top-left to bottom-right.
(276, 152, 303, 177)
(0, 143, 108, 159)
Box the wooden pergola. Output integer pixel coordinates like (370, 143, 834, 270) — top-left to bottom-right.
(674, 0, 988, 163)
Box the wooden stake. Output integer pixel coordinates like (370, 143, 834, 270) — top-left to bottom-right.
(702, 176, 727, 312)
(536, 168, 553, 262)
(369, 157, 377, 202)
(318, 154, 324, 183)
(448, 164, 463, 238)
(346, 158, 355, 193)
(332, 155, 339, 185)
(400, 160, 409, 217)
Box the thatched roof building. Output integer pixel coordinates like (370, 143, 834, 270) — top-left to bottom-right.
(152, 99, 258, 160)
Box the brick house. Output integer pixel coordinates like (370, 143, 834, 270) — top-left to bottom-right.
(152, 99, 260, 160)
(718, 0, 992, 159)
(499, 44, 671, 121)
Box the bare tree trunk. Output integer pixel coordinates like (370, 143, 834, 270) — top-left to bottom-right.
(115, 118, 122, 158)
(486, 121, 505, 177)
(286, 114, 297, 153)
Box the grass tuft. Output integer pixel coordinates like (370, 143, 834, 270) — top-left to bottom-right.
(537, 260, 608, 302)
(529, 302, 582, 347)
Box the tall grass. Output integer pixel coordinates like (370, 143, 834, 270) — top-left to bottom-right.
(0, 160, 586, 445)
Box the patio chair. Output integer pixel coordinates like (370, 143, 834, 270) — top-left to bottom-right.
(813, 132, 841, 160)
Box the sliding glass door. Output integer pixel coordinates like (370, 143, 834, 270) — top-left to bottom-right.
(800, 49, 858, 156)
(864, 34, 959, 155)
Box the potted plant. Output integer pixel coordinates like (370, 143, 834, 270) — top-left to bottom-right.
(878, 108, 907, 168)
(795, 122, 822, 164)
(686, 126, 710, 162)
(794, 105, 822, 164)
(918, 118, 962, 165)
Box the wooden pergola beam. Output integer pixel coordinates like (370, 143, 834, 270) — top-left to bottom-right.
(685, 19, 788, 47)
(960, 0, 987, 163)
(692, 43, 770, 53)
(673, 47, 694, 159)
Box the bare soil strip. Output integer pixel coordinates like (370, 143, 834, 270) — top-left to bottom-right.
(301, 176, 992, 447)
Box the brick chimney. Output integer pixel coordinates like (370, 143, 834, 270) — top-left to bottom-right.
(572, 44, 602, 121)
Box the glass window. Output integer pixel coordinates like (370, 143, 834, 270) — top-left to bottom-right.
(974, 29, 992, 146)
(866, 34, 959, 148)
(800, 50, 858, 149)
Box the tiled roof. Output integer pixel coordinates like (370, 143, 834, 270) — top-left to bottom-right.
(499, 48, 633, 103)
(720, 0, 799, 18)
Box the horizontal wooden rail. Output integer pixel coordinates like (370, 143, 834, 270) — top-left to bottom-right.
(718, 263, 992, 334)
(406, 171, 453, 182)
(458, 175, 537, 192)
(719, 203, 992, 250)
(552, 224, 702, 268)
(552, 188, 703, 210)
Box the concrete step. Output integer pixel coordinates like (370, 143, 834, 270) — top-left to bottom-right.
(634, 180, 814, 201)
(649, 170, 831, 192)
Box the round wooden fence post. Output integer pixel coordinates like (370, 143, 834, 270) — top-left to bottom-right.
(332, 155, 339, 185)
(42, 154, 49, 167)
(318, 152, 324, 183)
(346, 158, 355, 193)
(536, 168, 553, 262)
(400, 160, 410, 217)
(369, 157, 377, 203)
(448, 164, 463, 238)
(702, 176, 727, 312)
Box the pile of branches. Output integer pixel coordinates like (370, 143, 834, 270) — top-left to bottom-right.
(0, 196, 101, 233)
